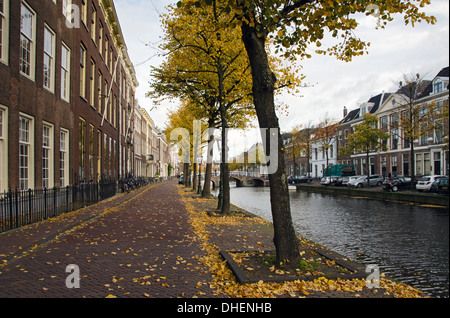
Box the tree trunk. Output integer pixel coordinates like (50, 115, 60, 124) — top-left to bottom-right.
(410, 139, 415, 190)
(183, 163, 189, 187)
(192, 163, 198, 191)
(241, 22, 299, 263)
(202, 120, 215, 197)
(219, 108, 231, 214)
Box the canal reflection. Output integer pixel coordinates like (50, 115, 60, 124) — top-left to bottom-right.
(215, 185, 449, 298)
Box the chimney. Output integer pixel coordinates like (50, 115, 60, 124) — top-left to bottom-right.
(343, 106, 348, 118)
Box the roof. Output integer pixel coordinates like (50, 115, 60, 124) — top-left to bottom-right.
(340, 92, 391, 124)
(417, 66, 449, 98)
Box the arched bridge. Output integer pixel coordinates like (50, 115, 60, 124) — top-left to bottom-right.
(210, 175, 269, 189)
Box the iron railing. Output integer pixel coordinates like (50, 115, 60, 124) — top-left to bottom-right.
(0, 179, 117, 233)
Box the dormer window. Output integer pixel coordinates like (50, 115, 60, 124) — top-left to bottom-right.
(434, 78, 443, 93)
(360, 106, 366, 117)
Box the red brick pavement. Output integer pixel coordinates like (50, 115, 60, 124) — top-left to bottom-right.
(0, 181, 215, 298)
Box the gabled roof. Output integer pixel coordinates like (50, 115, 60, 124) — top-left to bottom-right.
(367, 92, 391, 114)
(341, 108, 360, 124)
(417, 66, 449, 98)
(340, 92, 391, 125)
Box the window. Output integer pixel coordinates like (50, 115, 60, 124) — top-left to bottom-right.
(424, 153, 431, 175)
(91, 5, 97, 42)
(109, 136, 112, 177)
(80, 44, 86, 98)
(1, 0, 10, 64)
(105, 37, 109, 67)
(435, 122, 445, 144)
(79, 119, 86, 182)
(89, 125, 94, 180)
(0, 107, 7, 192)
(90, 59, 96, 107)
(20, 2, 36, 80)
(0, 107, 3, 139)
(80, 0, 87, 27)
(62, 0, 71, 20)
(97, 130, 101, 180)
(380, 116, 387, 129)
(98, 22, 103, 56)
(415, 153, 423, 176)
(43, 25, 55, 92)
(104, 79, 108, 120)
(390, 113, 399, 128)
(103, 133, 107, 177)
(61, 43, 71, 102)
(42, 124, 53, 188)
(19, 116, 33, 190)
(420, 123, 429, 146)
(433, 78, 443, 94)
(391, 128, 399, 150)
(98, 71, 103, 114)
(113, 94, 117, 128)
(60, 129, 69, 187)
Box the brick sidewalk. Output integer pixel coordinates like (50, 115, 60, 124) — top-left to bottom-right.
(0, 180, 424, 299)
(0, 181, 215, 298)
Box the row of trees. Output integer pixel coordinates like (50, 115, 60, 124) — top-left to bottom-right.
(286, 73, 449, 188)
(148, 0, 436, 264)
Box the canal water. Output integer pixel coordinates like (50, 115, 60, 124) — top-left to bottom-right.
(214, 185, 449, 298)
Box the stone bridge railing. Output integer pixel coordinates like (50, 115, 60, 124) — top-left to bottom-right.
(209, 175, 269, 188)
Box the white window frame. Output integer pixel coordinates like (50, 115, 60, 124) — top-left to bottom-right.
(20, 1, 36, 80)
(60, 128, 69, 187)
(42, 123, 54, 189)
(80, 0, 87, 27)
(43, 24, 56, 92)
(90, 59, 96, 107)
(62, 0, 72, 20)
(61, 42, 71, 102)
(0, 106, 8, 192)
(91, 5, 97, 43)
(0, 0, 10, 65)
(19, 114, 35, 190)
(80, 43, 86, 98)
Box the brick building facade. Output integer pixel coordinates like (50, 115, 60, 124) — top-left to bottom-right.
(0, 0, 138, 192)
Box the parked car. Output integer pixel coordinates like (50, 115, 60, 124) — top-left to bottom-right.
(382, 177, 413, 192)
(289, 175, 312, 184)
(347, 174, 384, 188)
(347, 176, 368, 188)
(435, 178, 449, 195)
(416, 175, 447, 192)
(342, 176, 360, 186)
(320, 176, 340, 186)
(333, 176, 344, 186)
(430, 176, 449, 193)
(368, 174, 384, 186)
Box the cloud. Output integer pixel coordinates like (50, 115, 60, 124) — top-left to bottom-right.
(113, 0, 449, 133)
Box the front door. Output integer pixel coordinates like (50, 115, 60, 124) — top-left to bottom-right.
(434, 152, 441, 175)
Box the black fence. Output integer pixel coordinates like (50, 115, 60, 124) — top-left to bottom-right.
(0, 179, 117, 233)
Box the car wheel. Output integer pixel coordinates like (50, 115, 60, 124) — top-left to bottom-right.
(377, 181, 382, 186)
(357, 183, 362, 189)
(393, 186, 398, 192)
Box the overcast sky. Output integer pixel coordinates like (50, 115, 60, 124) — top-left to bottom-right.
(114, 0, 449, 134)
